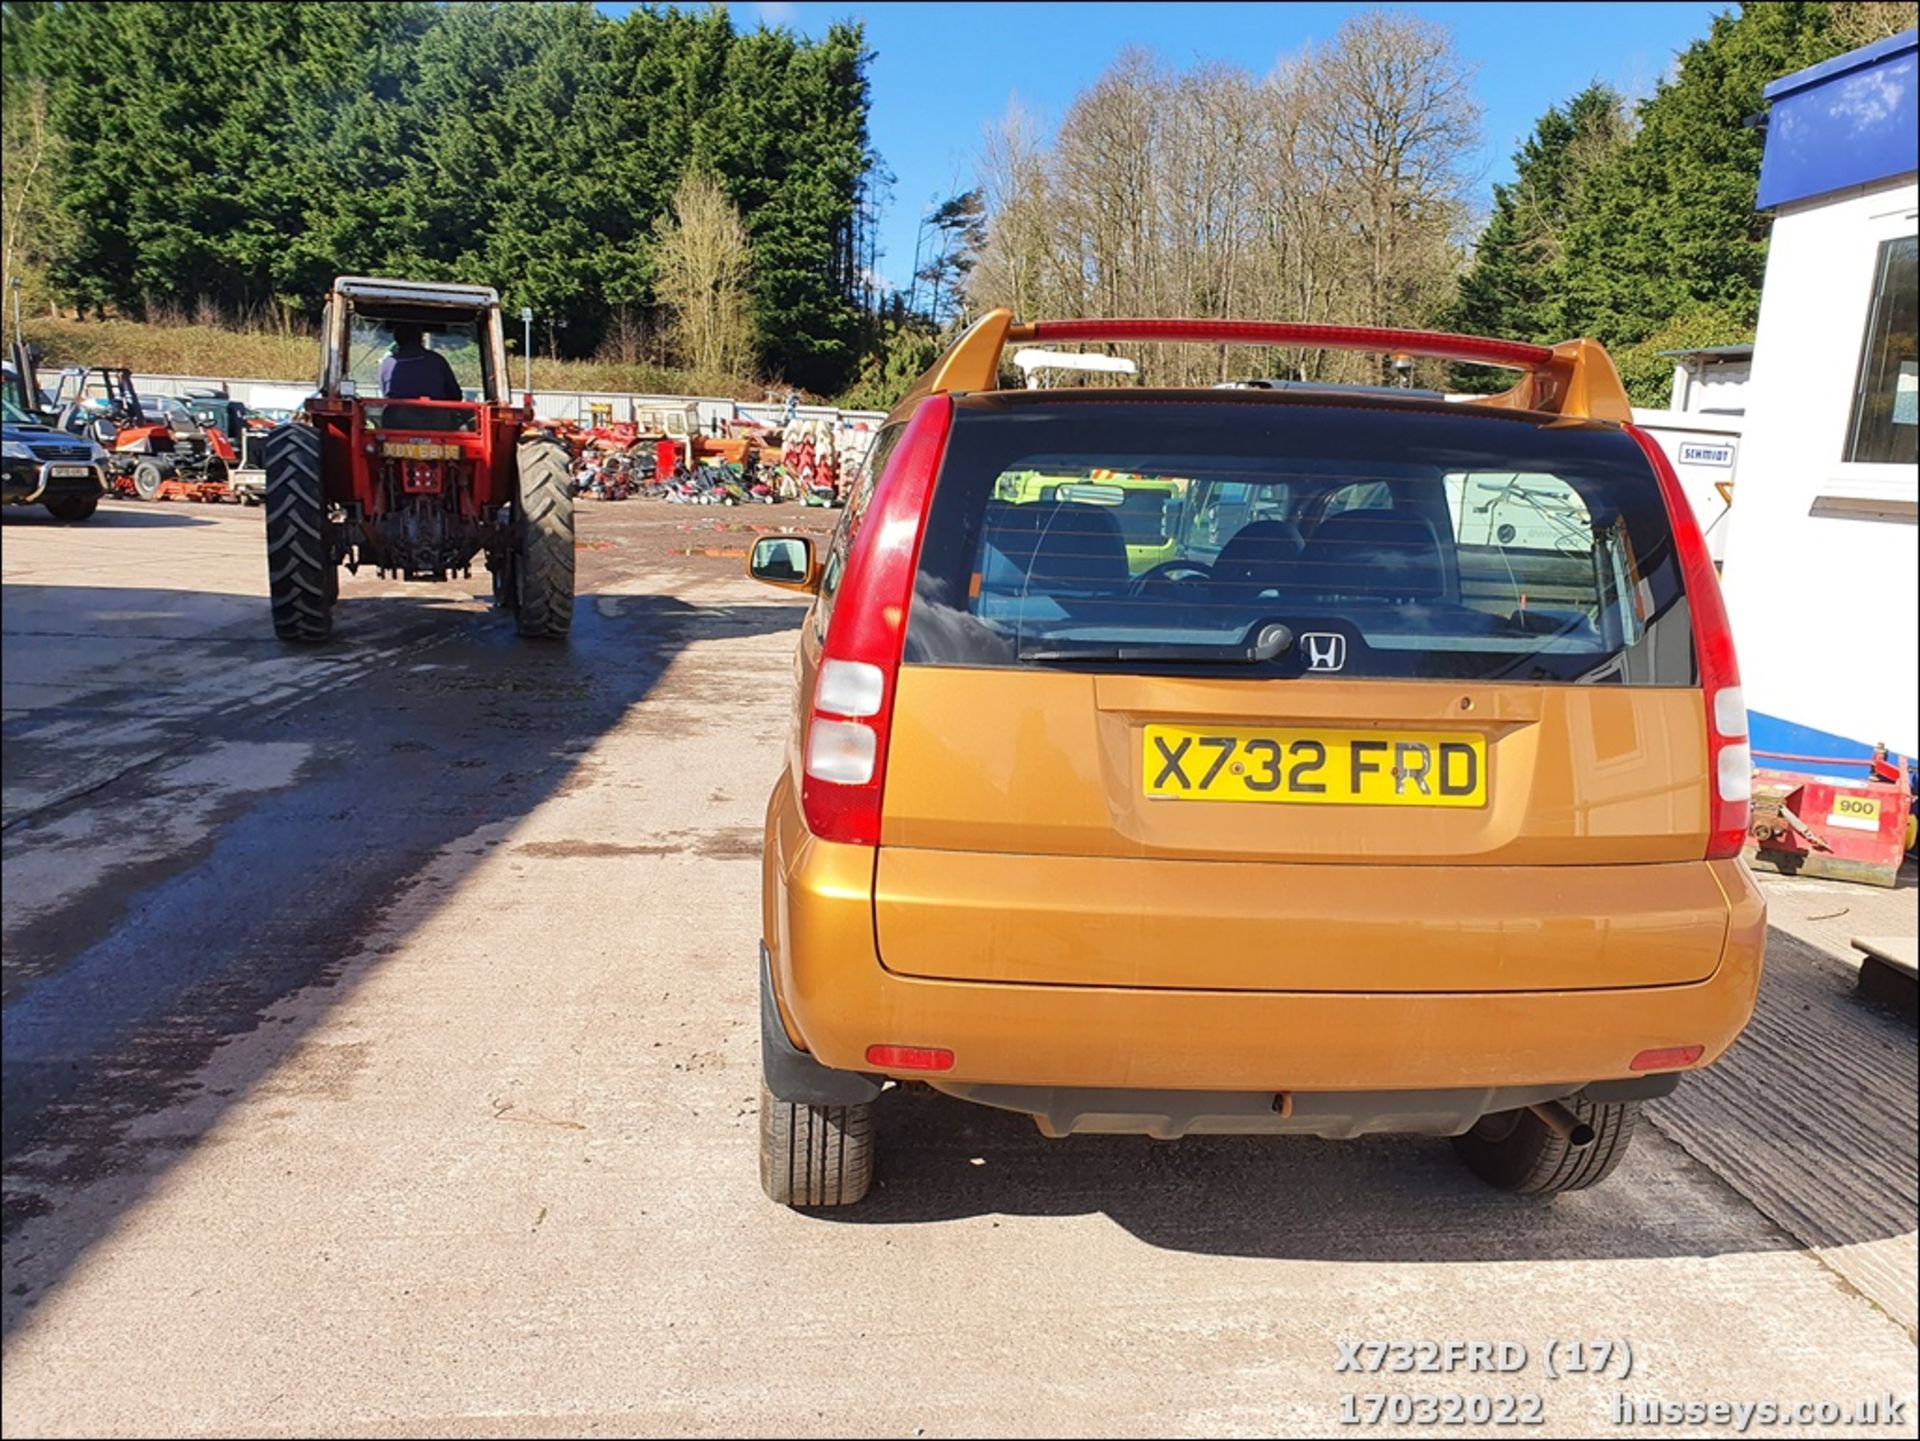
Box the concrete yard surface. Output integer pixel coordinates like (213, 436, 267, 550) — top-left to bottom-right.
(2, 500, 1916, 1438)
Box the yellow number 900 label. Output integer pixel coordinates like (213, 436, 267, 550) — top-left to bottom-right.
(1828, 794, 1881, 831)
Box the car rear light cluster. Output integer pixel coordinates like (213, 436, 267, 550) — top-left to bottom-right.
(800, 395, 955, 846)
(806, 660, 886, 783)
(1626, 426, 1749, 859)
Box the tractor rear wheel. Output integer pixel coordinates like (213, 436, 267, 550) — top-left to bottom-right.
(264, 424, 334, 643)
(513, 437, 574, 640)
(132, 459, 166, 501)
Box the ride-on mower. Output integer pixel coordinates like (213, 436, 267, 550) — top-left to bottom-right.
(51, 367, 230, 500)
(264, 276, 573, 642)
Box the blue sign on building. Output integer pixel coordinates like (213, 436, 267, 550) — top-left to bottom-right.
(1756, 28, 1919, 211)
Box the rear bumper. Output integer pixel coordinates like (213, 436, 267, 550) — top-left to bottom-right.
(764, 777, 1767, 1095)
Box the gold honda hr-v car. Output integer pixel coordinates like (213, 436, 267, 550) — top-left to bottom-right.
(747, 314, 1764, 1207)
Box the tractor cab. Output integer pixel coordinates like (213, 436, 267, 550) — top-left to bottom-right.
(262, 277, 573, 642)
(321, 277, 504, 407)
(314, 279, 517, 454)
(182, 390, 249, 448)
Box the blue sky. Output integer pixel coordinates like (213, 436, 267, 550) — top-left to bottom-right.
(604, 1, 1731, 291)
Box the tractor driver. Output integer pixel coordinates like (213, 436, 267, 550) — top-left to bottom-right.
(379, 322, 463, 402)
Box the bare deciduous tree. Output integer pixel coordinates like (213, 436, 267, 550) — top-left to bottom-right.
(1, 79, 74, 321)
(1302, 11, 1480, 369)
(967, 12, 1480, 387)
(973, 102, 1051, 323)
(1830, 0, 1919, 47)
(651, 172, 755, 381)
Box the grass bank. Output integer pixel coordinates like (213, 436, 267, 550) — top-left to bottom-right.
(18, 317, 780, 400)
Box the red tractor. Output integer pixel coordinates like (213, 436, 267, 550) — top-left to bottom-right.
(264, 277, 573, 642)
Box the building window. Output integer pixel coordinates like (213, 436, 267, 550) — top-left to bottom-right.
(1846, 235, 1918, 466)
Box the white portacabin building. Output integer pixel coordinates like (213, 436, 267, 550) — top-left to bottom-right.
(1719, 28, 1918, 764)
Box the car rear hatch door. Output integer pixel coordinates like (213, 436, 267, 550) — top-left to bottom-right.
(874, 392, 1726, 992)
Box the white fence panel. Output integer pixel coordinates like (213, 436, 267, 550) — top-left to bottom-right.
(126, 371, 887, 432)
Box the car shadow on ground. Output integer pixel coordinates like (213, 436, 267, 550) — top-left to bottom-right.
(812, 921, 1917, 1267)
(1645, 923, 1917, 1281)
(0, 582, 804, 1337)
(2, 503, 218, 528)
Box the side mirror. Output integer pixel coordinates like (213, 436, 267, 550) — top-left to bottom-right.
(747, 535, 818, 594)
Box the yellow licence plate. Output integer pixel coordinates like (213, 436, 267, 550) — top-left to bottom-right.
(1143, 723, 1487, 807)
(381, 440, 460, 460)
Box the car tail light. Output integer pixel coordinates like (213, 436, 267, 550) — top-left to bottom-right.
(1630, 1044, 1705, 1072)
(1626, 426, 1749, 860)
(865, 1044, 955, 1071)
(801, 395, 955, 845)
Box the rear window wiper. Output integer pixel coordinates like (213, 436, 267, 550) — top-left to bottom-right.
(1018, 622, 1295, 665)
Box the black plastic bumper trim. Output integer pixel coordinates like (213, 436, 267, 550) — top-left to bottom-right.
(1581, 1073, 1682, 1103)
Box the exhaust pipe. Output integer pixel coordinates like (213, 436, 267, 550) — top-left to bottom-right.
(1526, 1100, 1596, 1150)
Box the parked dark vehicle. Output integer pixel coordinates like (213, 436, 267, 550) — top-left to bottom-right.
(2, 394, 106, 521)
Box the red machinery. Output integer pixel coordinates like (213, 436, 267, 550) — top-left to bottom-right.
(1747, 746, 1914, 887)
(53, 368, 234, 501)
(263, 277, 573, 643)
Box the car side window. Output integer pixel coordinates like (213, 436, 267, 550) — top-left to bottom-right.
(814, 422, 904, 640)
(1444, 472, 1593, 551)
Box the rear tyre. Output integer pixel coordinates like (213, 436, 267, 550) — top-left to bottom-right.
(264, 423, 334, 643)
(132, 459, 166, 501)
(44, 496, 98, 522)
(513, 437, 574, 639)
(758, 1081, 874, 1207)
(1452, 1094, 1637, 1196)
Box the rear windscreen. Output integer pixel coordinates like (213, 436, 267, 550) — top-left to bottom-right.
(904, 396, 1697, 685)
